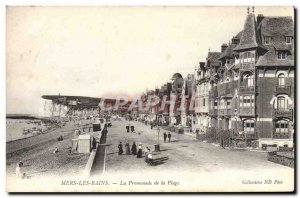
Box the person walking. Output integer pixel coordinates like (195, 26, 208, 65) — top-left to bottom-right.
(118, 142, 123, 155)
(126, 126, 129, 133)
(131, 125, 135, 132)
(168, 132, 171, 142)
(125, 142, 131, 155)
(137, 143, 143, 158)
(144, 147, 151, 163)
(92, 137, 97, 150)
(163, 132, 167, 143)
(15, 163, 22, 178)
(131, 141, 137, 155)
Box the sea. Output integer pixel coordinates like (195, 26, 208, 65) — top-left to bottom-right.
(6, 116, 48, 142)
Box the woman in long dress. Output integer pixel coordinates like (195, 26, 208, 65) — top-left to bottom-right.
(131, 141, 137, 155)
(125, 142, 130, 155)
(137, 143, 143, 158)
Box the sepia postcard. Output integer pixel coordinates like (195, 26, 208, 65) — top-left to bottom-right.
(6, 6, 295, 193)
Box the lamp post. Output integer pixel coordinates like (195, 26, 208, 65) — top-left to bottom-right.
(154, 112, 161, 151)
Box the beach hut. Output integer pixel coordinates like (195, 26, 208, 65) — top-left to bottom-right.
(77, 135, 91, 153)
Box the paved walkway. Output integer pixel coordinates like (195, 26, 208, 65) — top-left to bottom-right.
(104, 119, 293, 175)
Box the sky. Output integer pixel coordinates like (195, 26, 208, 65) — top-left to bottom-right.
(6, 6, 293, 114)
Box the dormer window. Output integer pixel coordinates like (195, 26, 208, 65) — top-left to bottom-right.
(278, 51, 287, 60)
(286, 36, 292, 44)
(264, 36, 272, 44)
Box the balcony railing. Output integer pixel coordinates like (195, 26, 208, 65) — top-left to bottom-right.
(239, 85, 255, 93)
(231, 130, 257, 139)
(274, 85, 291, 96)
(218, 109, 232, 116)
(273, 132, 291, 139)
(209, 109, 218, 116)
(239, 108, 255, 116)
(272, 108, 293, 120)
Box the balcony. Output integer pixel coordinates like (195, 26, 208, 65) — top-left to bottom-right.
(231, 130, 257, 139)
(272, 108, 293, 120)
(218, 109, 232, 116)
(273, 132, 291, 139)
(209, 109, 218, 116)
(274, 85, 291, 96)
(239, 108, 255, 116)
(240, 62, 255, 70)
(239, 86, 255, 93)
(197, 76, 209, 84)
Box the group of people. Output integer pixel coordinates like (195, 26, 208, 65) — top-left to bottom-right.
(126, 125, 135, 133)
(118, 142, 154, 165)
(118, 141, 147, 158)
(118, 141, 143, 157)
(163, 132, 172, 143)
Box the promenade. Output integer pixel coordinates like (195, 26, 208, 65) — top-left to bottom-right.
(104, 119, 293, 175)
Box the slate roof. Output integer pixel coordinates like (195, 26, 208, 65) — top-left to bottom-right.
(256, 16, 294, 67)
(219, 31, 242, 59)
(234, 13, 260, 51)
(205, 52, 221, 68)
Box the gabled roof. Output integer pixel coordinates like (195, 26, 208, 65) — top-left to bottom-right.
(256, 16, 294, 67)
(205, 52, 221, 68)
(219, 31, 242, 59)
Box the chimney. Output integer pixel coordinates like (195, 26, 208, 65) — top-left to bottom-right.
(221, 43, 228, 53)
(257, 14, 264, 25)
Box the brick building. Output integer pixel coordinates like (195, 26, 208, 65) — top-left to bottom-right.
(206, 10, 294, 148)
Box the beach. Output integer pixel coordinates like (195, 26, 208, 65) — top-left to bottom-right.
(6, 119, 91, 178)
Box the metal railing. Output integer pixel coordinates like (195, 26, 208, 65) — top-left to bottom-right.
(231, 130, 257, 139)
(274, 85, 291, 96)
(272, 108, 293, 120)
(273, 132, 291, 139)
(218, 109, 232, 116)
(239, 85, 255, 93)
(239, 108, 255, 116)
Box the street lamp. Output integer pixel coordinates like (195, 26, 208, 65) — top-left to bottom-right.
(154, 112, 161, 151)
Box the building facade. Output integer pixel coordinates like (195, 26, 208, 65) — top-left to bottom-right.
(207, 11, 294, 148)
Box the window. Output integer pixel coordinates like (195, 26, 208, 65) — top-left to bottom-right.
(275, 120, 289, 133)
(264, 36, 272, 44)
(214, 100, 218, 109)
(242, 73, 254, 87)
(227, 99, 231, 109)
(244, 120, 255, 133)
(277, 96, 287, 109)
(220, 99, 224, 109)
(278, 74, 285, 86)
(239, 95, 254, 108)
(286, 36, 292, 44)
(278, 51, 287, 60)
(242, 52, 255, 64)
